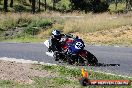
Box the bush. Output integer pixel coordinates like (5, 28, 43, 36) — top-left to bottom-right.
(13, 5, 27, 12)
(71, 0, 93, 11)
(55, 0, 72, 12)
(92, 0, 109, 13)
(36, 19, 53, 28)
(70, 0, 109, 13)
(24, 19, 53, 35)
(25, 27, 40, 35)
(17, 18, 32, 27)
(0, 18, 17, 30)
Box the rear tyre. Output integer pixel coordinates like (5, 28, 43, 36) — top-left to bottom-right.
(88, 53, 98, 66)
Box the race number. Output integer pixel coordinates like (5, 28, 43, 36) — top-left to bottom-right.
(75, 42, 84, 49)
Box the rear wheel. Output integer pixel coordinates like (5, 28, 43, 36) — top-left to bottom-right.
(88, 53, 98, 66)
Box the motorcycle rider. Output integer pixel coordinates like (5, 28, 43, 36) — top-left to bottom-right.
(49, 29, 66, 61)
(49, 30, 74, 52)
(49, 30, 62, 52)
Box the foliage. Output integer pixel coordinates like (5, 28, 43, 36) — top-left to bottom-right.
(17, 17, 32, 27)
(24, 19, 53, 35)
(13, 4, 29, 12)
(92, 0, 109, 13)
(71, 0, 93, 11)
(55, 0, 72, 12)
(109, 3, 126, 13)
(71, 0, 109, 13)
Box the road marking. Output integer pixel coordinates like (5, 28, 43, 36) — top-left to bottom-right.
(0, 57, 57, 65)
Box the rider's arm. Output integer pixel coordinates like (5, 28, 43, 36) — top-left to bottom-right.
(62, 34, 73, 38)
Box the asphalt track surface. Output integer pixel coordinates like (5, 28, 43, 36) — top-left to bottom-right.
(0, 42, 132, 77)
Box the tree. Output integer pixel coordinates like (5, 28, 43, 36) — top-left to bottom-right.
(38, 0, 40, 11)
(32, 0, 36, 14)
(0, 0, 2, 4)
(4, 0, 8, 12)
(53, 0, 55, 10)
(126, 0, 132, 11)
(10, 0, 13, 7)
(52, 0, 60, 10)
(45, 0, 46, 11)
(29, 0, 32, 3)
(115, 0, 118, 10)
(70, 0, 109, 13)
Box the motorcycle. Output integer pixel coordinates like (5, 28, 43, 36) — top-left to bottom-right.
(44, 36, 98, 66)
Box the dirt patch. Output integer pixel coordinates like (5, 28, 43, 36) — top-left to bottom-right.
(0, 60, 58, 84)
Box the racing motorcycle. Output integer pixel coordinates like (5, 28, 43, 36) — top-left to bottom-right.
(44, 35, 98, 66)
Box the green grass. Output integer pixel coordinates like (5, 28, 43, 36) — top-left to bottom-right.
(40, 65, 132, 79)
(0, 64, 131, 88)
(34, 77, 72, 88)
(0, 13, 55, 42)
(0, 13, 54, 31)
(40, 65, 81, 77)
(26, 65, 132, 88)
(0, 80, 32, 88)
(1, 36, 45, 43)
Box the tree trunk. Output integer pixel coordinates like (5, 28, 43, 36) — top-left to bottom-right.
(126, 0, 131, 11)
(29, 0, 32, 3)
(53, 0, 56, 10)
(0, 0, 2, 4)
(38, 0, 40, 12)
(115, 0, 118, 10)
(130, 0, 132, 9)
(10, 0, 13, 7)
(32, 0, 36, 14)
(4, 0, 8, 12)
(45, 0, 46, 11)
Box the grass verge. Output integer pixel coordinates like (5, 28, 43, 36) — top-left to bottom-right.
(0, 12, 132, 46)
(0, 64, 131, 88)
(1, 36, 45, 43)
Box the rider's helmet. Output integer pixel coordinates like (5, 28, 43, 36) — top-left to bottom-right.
(52, 30, 61, 40)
